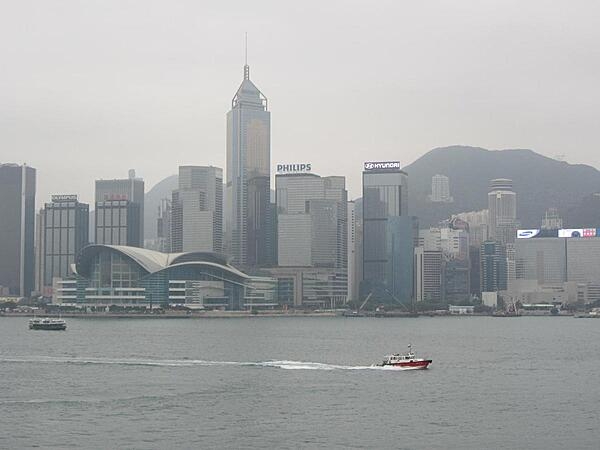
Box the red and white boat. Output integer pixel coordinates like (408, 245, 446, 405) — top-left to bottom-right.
(377, 344, 432, 369)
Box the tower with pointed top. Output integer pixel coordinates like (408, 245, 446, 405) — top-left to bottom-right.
(225, 57, 271, 269)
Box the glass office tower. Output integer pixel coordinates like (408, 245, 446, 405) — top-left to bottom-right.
(361, 163, 413, 304)
(37, 195, 89, 291)
(95, 171, 144, 247)
(0, 163, 36, 297)
(226, 62, 271, 269)
(171, 166, 223, 253)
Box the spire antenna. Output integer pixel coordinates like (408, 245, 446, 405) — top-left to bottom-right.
(244, 32, 249, 80)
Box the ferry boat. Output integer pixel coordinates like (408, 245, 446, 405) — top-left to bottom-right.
(29, 317, 67, 331)
(377, 344, 432, 369)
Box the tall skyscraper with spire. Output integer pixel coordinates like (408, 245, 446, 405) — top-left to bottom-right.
(225, 48, 271, 268)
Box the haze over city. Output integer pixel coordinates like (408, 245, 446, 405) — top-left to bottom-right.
(3, 0, 600, 203)
(4, 2, 600, 450)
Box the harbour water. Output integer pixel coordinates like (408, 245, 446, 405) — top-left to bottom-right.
(1, 316, 599, 449)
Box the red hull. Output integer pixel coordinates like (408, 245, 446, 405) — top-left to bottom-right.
(385, 359, 432, 369)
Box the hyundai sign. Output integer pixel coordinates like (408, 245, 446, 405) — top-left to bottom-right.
(276, 163, 312, 174)
(364, 161, 401, 171)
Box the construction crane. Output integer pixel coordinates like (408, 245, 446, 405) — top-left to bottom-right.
(358, 292, 373, 312)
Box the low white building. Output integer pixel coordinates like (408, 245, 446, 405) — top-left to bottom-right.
(449, 305, 474, 315)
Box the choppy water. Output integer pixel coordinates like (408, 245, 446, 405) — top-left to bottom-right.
(1, 316, 599, 449)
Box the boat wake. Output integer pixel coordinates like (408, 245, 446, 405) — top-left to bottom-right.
(0, 356, 412, 371)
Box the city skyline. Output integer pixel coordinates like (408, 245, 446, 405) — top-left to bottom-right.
(3, 3, 600, 449)
(3, 1, 600, 205)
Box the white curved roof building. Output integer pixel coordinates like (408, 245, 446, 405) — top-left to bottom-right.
(56, 245, 275, 310)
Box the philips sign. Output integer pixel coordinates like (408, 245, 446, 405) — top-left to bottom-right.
(364, 161, 401, 171)
(276, 163, 312, 174)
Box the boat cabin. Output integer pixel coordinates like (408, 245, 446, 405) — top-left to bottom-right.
(383, 350, 417, 364)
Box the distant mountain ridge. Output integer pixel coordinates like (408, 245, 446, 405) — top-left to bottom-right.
(143, 146, 600, 239)
(403, 146, 600, 228)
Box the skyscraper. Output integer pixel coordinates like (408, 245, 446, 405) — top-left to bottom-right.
(429, 174, 453, 203)
(171, 165, 223, 253)
(414, 246, 442, 303)
(480, 240, 507, 292)
(347, 200, 358, 303)
(267, 171, 348, 307)
(95, 170, 144, 247)
(0, 163, 36, 297)
(36, 195, 89, 293)
(488, 178, 517, 244)
(361, 162, 415, 305)
(454, 209, 489, 248)
(156, 198, 172, 253)
(541, 208, 563, 230)
(415, 226, 470, 304)
(226, 58, 271, 268)
(515, 237, 566, 285)
(276, 172, 347, 269)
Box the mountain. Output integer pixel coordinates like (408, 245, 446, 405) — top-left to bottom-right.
(143, 146, 600, 240)
(403, 146, 600, 228)
(565, 193, 600, 228)
(144, 174, 177, 240)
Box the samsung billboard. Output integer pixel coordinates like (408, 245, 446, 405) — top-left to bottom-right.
(517, 228, 600, 239)
(516, 229, 542, 239)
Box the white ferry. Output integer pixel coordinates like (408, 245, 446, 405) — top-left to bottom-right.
(377, 344, 432, 369)
(29, 318, 67, 331)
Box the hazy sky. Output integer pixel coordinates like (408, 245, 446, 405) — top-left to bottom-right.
(2, 0, 600, 203)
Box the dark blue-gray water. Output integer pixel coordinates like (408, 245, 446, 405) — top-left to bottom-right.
(1, 316, 599, 449)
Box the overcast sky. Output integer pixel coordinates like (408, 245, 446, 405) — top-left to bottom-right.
(2, 0, 600, 203)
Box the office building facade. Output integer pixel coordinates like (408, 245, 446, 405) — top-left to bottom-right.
(0, 163, 36, 297)
(361, 162, 414, 304)
(454, 209, 488, 248)
(511, 231, 600, 305)
(515, 237, 567, 285)
(226, 61, 271, 268)
(415, 225, 470, 303)
(488, 178, 517, 245)
(171, 166, 223, 253)
(541, 208, 563, 230)
(36, 195, 89, 293)
(272, 172, 348, 307)
(414, 247, 442, 303)
(276, 173, 347, 269)
(566, 238, 600, 284)
(156, 198, 172, 253)
(480, 240, 507, 292)
(429, 174, 453, 203)
(443, 257, 471, 304)
(95, 200, 141, 246)
(347, 200, 358, 303)
(95, 171, 144, 247)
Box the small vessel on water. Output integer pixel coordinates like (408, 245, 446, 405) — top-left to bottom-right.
(377, 344, 432, 369)
(575, 309, 600, 318)
(29, 317, 67, 331)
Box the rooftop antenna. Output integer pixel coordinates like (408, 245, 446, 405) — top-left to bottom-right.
(244, 32, 249, 80)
